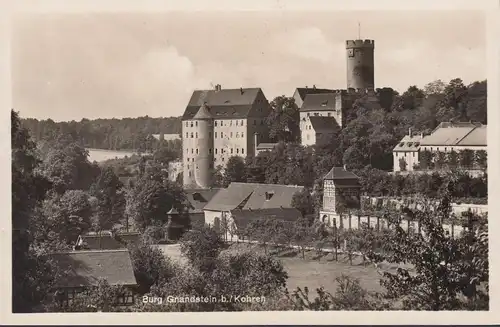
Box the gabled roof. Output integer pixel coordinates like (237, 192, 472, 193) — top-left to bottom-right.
(323, 167, 360, 185)
(182, 87, 264, 120)
(393, 134, 424, 152)
(420, 122, 484, 146)
(456, 125, 486, 146)
(300, 93, 339, 112)
(76, 234, 124, 250)
(203, 182, 304, 212)
(309, 116, 340, 132)
(230, 208, 302, 230)
(294, 87, 335, 102)
(184, 188, 222, 214)
(49, 249, 137, 288)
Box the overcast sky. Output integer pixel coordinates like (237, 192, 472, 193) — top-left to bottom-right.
(11, 11, 486, 121)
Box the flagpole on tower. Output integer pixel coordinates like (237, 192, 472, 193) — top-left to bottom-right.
(358, 22, 361, 40)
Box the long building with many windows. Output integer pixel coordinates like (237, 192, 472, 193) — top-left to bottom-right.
(181, 85, 271, 188)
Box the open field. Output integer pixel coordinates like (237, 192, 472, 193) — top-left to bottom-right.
(157, 243, 390, 294)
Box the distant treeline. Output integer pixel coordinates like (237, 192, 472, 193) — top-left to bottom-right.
(21, 116, 182, 151)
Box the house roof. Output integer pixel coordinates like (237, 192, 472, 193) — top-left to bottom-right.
(300, 93, 339, 112)
(193, 103, 213, 120)
(182, 88, 264, 120)
(77, 234, 124, 250)
(294, 87, 335, 102)
(256, 143, 278, 150)
(456, 125, 486, 146)
(420, 122, 485, 146)
(393, 134, 424, 152)
(323, 167, 360, 186)
(309, 116, 340, 132)
(49, 249, 137, 288)
(184, 188, 222, 214)
(203, 182, 304, 212)
(230, 208, 302, 230)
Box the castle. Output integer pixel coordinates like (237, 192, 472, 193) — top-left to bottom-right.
(181, 39, 375, 189)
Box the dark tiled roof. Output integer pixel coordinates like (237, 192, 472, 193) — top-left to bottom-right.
(230, 208, 302, 230)
(393, 135, 424, 152)
(182, 88, 264, 120)
(323, 167, 360, 185)
(204, 182, 304, 212)
(193, 103, 213, 120)
(309, 116, 340, 132)
(76, 234, 124, 250)
(300, 93, 339, 112)
(295, 87, 335, 101)
(184, 188, 222, 214)
(49, 249, 137, 288)
(182, 105, 253, 120)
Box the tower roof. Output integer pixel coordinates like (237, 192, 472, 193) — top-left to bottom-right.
(323, 166, 360, 180)
(193, 103, 213, 120)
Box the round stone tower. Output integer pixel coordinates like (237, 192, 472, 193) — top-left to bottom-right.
(346, 39, 375, 90)
(184, 103, 214, 189)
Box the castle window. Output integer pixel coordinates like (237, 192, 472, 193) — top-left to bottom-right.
(221, 132, 224, 138)
(195, 121, 198, 127)
(190, 132, 194, 138)
(241, 120, 244, 126)
(236, 132, 239, 138)
(185, 122, 188, 127)
(215, 132, 217, 138)
(189, 171, 192, 177)
(231, 148, 233, 154)
(186, 148, 189, 153)
(185, 132, 188, 138)
(196, 148, 199, 154)
(209, 148, 212, 154)
(190, 122, 194, 127)
(191, 149, 194, 154)
(230, 120, 233, 126)
(242, 148, 245, 154)
(241, 132, 244, 138)
(215, 121, 218, 127)
(215, 149, 218, 154)
(195, 132, 198, 138)
(328, 112, 331, 117)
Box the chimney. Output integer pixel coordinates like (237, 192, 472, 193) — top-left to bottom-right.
(240, 87, 243, 95)
(305, 85, 308, 89)
(313, 85, 316, 89)
(409, 127, 413, 137)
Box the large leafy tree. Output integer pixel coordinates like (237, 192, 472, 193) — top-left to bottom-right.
(223, 156, 247, 187)
(11, 110, 53, 312)
(266, 96, 300, 142)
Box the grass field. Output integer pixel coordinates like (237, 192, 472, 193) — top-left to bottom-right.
(157, 243, 390, 294)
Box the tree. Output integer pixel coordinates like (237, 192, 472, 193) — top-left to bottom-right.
(266, 96, 300, 142)
(42, 190, 92, 244)
(458, 150, 475, 169)
(398, 157, 407, 171)
(223, 156, 247, 186)
(12, 110, 53, 312)
(129, 238, 177, 294)
(179, 226, 225, 272)
(368, 196, 489, 310)
(90, 167, 126, 232)
(475, 150, 487, 170)
(291, 188, 314, 218)
(447, 150, 459, 169)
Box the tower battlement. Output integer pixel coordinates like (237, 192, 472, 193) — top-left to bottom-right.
(346, 39, 375, 48)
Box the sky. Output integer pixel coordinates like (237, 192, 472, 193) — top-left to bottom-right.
(11, 11, 486, 121)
